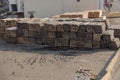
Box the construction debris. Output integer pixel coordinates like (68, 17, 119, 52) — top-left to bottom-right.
(76, 68, 97, 80)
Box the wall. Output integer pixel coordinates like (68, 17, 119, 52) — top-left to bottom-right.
(23, 0, 99, 18)
(24, 0, 62, 18)
(62, 0, 99, 13)
(17, 0, 24, 12)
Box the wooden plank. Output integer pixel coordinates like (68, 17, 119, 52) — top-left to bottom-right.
(106, 12, 120, 18)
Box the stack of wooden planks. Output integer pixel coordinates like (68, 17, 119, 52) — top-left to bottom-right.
(106, 12, 120, 18)
(53, 10, 102, 19)
(87, 10, 102, 18)
(108, 25, 120, 38)
(5, 27, 17, 43)
(0, 17, 119, 50)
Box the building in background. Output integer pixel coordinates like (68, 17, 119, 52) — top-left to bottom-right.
(7, 0, 24, 18)
(8, 0, 24, 12)
(0, 0, 9, 14)
(23, 0, 102, 18)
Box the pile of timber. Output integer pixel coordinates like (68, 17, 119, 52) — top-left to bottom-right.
(3, 18, 18, 41)
(0, 18, 119, 50)
(0, 19, 5, 39)
(87, 10, 102, 18)
(16, 18, 49, 45)
(0, 18, 29, 39)
(108, 25, 120, 39)
(53, 12, 88, 18)
(17, 19, 43, 45)
(5, 27, 17, 43)
(106, 12, 120, 18)
(101, 30, 120, 49)
(53, 10, 102, 19)
(16, 18, 119, 49)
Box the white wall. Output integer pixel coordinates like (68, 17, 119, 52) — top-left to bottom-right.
(8, 0, 16, 4)
(63, 0, 99, 12)
(24, 0, 63, 18)
(17, 0, 24, 12)
(24, 0, 99, 18)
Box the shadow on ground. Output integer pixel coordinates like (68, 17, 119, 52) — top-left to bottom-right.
(0, 39, 116, 56)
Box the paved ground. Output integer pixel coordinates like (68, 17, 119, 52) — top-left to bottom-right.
(113, 57, 120, 80)
(0, 40, 115, 80)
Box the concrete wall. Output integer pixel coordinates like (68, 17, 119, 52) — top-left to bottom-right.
(23, 0, 99, 18)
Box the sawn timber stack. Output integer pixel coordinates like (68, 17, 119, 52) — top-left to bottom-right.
(0, 18, 119, 50)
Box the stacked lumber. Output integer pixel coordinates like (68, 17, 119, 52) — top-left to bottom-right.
(40, 21, 107, 48)
(17, 18, 45, 45)
(0, 18, 30, 39)
(109, 38, 120, 50)
(101, 30, 120, 49)
(30, 22, 44, 45)
(108, 25, 120, 38)
(53, 12, 88, 18)
(0, 18, 119, 50)
(0, 19, 5, 39)
(3, 18, 18, 41)
(17, 21, 29, 44)
(53, 10, 102, 19)
(3, 18, 17, 28)
(5, 27, 18, 43)
(106, 12, 120, 18)
(77, 22, 106, 48)
(87, 10, 102, 18)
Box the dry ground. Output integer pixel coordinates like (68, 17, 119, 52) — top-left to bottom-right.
(0, 39, 116, 80)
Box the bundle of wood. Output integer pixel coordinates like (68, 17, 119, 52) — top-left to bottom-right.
(108, 25, 120, 38)
(87, 10, 102, 18)
(1, 18, 119, 50)
(37, 21, 107, 48)
(5, 27, 17, 43)
(100, 30, 120, 49)
(17, 18, 45, 45)
(17, 21, 29, 44)
(106, 12, 120, 18)
(0, 18, 30, 39)
(76, 22, 106, 48)
(53, 10, 102, 19)
(53, 12, 88, 19)
(0, 18, 17, 39)
(0, 19, 5, 39)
